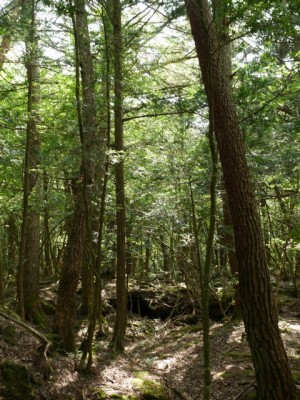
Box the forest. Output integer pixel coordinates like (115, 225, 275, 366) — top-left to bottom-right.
(0, 0, 299, 399)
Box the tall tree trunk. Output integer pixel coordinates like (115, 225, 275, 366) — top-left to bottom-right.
(75, 0, 101, 305)
(53, 179, 85, 351)
(79, 6, 112, 369)
(54, 0, 105, 350)
(42, 171, 52, 276)
(220, 178, 242, 321)
(159, 234, 170, 278)
(201, 108, 218, 400)
(17, 0, 42, 322)
(112, 0, 127, 352)
(6, 215, 18, 275)
(185, 1, 298, 398)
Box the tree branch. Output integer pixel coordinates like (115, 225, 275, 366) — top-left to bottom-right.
(123, 109, 197, 122)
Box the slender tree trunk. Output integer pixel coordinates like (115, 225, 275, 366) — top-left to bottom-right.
(201, 108, 218, 400)
(17, 0, 42, 322)
(159, 234, 170, 278)
(185, 1, 298, 398)
(7, 216, 18, 275)
(79, 7, 112, 368)
(143, 242, 151, 279)
(42, 171, 52, 276)
(189, 111, 218, 400)
(112, 0, 127, 351)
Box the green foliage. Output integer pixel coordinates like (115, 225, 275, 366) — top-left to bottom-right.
(0, 0, 299, 349)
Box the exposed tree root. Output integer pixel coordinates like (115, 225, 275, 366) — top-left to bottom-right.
(0, 311, 51, 360)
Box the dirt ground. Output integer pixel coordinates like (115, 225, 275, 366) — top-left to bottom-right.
(0, 288, 299, 400)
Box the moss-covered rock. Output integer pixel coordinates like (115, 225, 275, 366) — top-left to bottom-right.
(132, 371, 168, 400)
(0, 361, 34, 400)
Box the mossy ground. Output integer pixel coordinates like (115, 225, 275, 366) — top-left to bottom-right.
(132, 371, 168, 400)
(0, 361, 34, 400)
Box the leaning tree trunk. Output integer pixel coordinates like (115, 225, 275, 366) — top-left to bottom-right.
(185, 0, 298, 399)
(220, 177, 242, 321)
(211, 0, 242, 322)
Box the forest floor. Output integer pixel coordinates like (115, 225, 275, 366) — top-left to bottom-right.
(0, 281, 299, 400)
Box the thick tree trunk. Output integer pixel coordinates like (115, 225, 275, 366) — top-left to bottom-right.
(220, 178, 242, 321)
(54, 0, 106, 350)
(53, 180, 85, 351)
(185, 1, 297, 398)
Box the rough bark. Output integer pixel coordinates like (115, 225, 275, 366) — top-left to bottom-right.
(18, 0, 42, 322)
(54, 0, 106, 350)
(220, 178, 242, 321)
(79, 6, 112, 369)
(185, 0, 297, 398)
(75, 0, 106, 317)
(53, 180, 85, 352)
(42, 171, 52, 276)
(6, 216, 18, 275)
(112, 0, 127, 351)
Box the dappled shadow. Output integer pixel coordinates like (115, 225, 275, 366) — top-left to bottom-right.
(1, 286, 299, 400)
